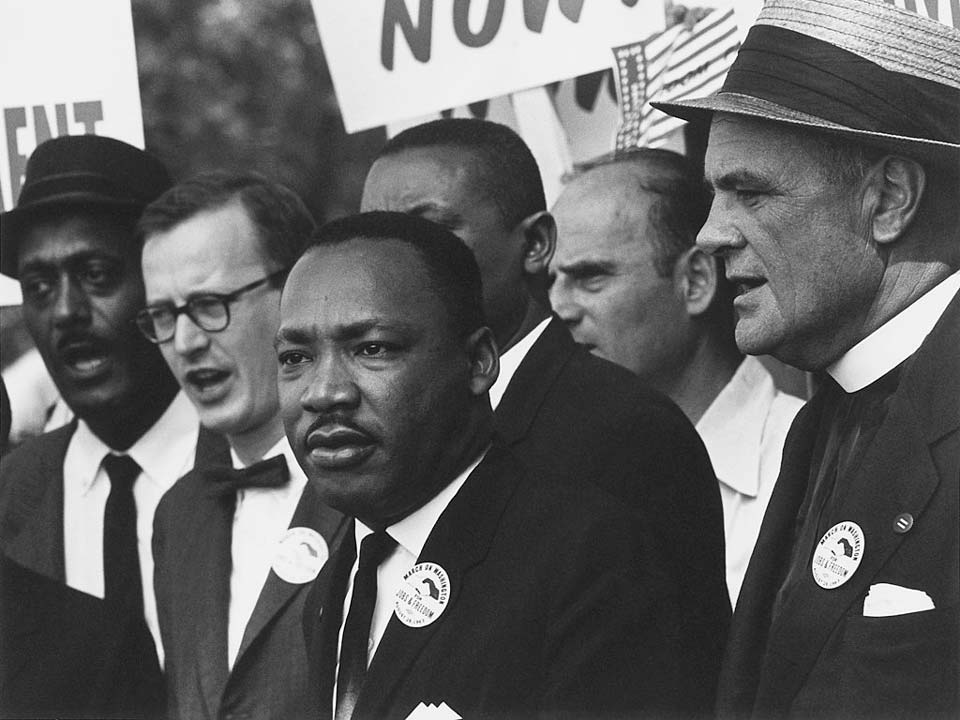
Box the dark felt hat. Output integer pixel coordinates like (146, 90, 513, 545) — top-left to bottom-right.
(0, 135, 172, 278)
(652, 0, 960, 163)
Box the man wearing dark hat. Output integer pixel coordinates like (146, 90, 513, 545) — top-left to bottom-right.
(0, 135, 225, 718)
(655, 0, 960, 717)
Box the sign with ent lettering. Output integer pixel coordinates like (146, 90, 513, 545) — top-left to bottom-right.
(310, 0, 663, 133)
(0, 0, 146, 212)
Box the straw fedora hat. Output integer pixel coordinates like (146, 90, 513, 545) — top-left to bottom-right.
(653, 0, 960, 163)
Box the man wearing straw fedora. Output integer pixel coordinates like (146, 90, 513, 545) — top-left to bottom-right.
(655, 0, 959, 717)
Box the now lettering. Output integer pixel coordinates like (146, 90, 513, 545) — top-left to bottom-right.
(380, 0, 638, 70)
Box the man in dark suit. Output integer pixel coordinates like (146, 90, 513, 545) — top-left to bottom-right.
(362, 118, 728, 715)
(137, 172, 345, 720)
(279, 211, 687, 719)
(655, 0, 960, 716)
(0, 135, 223, 718)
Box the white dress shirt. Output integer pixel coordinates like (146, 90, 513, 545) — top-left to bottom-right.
(63, 391, 199, 663)
(827, 269, 960, 391)
(696, 356, 804, 607)
(227, 435, 308, 669)
(333, 450, 487, 712)
(488, 317, 551, 410)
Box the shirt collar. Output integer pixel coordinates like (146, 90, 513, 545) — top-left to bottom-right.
(695, 356, 775, 498)
(488, 317, 552, 410)
(828, 270, 960, 392)
(73, 391, 199, 496)
(356, 449, 488, 559)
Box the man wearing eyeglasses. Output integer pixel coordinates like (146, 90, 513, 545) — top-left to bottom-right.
(0, 136, 228, 719)
(138, 172, 345, 720)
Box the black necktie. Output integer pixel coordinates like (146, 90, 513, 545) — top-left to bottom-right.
(335, 531, 397, 720)
(102, 454, 143, 614)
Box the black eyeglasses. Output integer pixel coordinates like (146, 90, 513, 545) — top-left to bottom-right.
(136, 268, 287, 344)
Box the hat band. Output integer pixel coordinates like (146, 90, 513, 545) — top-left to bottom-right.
(722, 24, 960, 145)
(17, 171, 137, 208)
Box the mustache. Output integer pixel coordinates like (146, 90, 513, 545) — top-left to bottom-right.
(55, 331, 110, 355)
(303, 413, 376, 444)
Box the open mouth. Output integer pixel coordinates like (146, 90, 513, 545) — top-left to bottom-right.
(58, 339, 112, 379)
(184, 368, 231, 400)
(305, 426, 376, 468)
(731, 277, 766, 297)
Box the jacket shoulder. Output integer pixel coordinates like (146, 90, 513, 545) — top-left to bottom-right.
(0, 423, 75, 544)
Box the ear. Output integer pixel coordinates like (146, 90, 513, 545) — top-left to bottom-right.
(675, 247, 718, 318)
(518, 211, 557, 275)
(465, 326, 499, 396)
(865, 156, 926, 246)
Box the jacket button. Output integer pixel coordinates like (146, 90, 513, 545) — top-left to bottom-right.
(893, 513, 914, 534)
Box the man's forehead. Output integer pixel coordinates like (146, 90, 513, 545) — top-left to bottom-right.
(286, 240, 435, 306)
(370, 147, 491, 200)
(17, 212, 130, 265)
(143, 203, 268, 275)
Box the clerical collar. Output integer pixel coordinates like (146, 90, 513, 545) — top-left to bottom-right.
(356, 448, 488, 560)
(828, 269, 960, 392)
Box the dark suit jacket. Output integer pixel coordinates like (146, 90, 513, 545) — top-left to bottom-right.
(717, 293, 960, 719)
(496, 317, 729, 715)
(305, 442, 686, 720)
(0, 421, 228, 719)
(154, 460, 347, 720)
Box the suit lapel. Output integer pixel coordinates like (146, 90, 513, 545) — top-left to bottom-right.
(494, 317, 574, 444)
(716, 395, 827, 716)
(194, 425, 231, 469)
(233, 482, 346, 666)
(756, 293, 960, 712)
(353, 444, 522, 717)
(188, 484, 236, 717)
(4, 421, 76, 581)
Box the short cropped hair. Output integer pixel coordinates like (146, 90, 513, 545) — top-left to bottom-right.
(137, 171, 316, 270)
(308, 211, 485, 337)
(573, 148, 710, 278)
(377, 119, 546, 230)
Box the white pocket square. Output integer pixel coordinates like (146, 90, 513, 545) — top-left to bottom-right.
(405, 701, 462, 720)
(863, 582, 935, 617)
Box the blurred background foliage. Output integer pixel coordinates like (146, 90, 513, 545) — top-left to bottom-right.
(132, 0, 386, 224)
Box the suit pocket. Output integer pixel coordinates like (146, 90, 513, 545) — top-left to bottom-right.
(795, 604, 959, 719)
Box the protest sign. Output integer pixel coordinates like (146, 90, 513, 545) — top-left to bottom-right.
(0, 0, 145, 213)
(614, 5, 741, 151)
(311, 0, 664, 133)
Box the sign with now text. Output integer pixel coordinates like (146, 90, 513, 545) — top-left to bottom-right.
(311, 0, 664, 133)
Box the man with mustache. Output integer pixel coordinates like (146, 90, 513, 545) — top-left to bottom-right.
(0, 135, 224, 718)
(361, 118, 728, 715)
(655, 0, 960, 716)
(137, 172, 345, 720)
(279, 211, 686, 719)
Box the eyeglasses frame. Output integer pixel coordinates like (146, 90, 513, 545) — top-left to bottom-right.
(136, 267, 288, 344)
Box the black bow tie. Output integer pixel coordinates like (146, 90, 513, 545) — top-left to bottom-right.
(206, 454, 290, 496)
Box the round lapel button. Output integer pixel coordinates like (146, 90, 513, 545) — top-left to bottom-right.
(893, 513, 914, 534)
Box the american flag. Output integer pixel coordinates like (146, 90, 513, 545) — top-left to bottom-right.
(613, 6, 740, 151)
(886, 0, 958, 29)
(613, 0, 957, 152)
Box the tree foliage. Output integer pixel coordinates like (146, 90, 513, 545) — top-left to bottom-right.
(131, 0, 385, 223)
